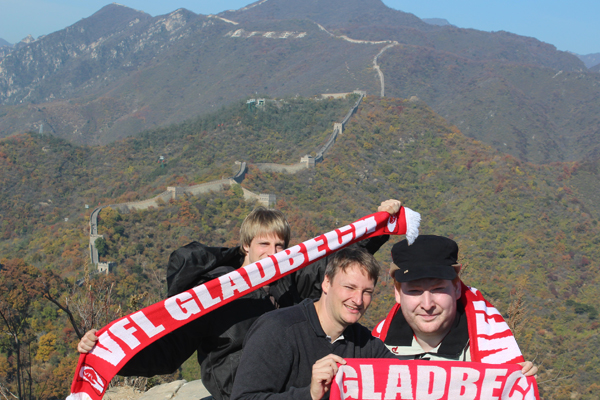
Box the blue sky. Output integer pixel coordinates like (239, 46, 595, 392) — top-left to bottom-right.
(0, 0, 598, 55)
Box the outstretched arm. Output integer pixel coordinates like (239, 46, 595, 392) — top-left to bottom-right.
(76, 317, 209, 377)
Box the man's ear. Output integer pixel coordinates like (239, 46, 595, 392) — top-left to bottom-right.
(453, 264, 462, 276)
(454, 279, 462, 298)
(453, 264, 462, 298)
(393, 282, 401, 305)
(321, 275, 331, 295)
(242, 242, 250, 253)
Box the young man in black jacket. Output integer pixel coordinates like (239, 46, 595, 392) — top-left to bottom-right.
(77, 200, 401, 400)
(230, 247, 396, 400)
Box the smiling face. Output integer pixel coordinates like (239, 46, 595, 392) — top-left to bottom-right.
(242, 234, 286, 266)
(321, 264, 375, 332)
(395, 278, 461, 348)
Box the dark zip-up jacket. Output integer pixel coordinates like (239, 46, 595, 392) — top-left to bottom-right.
(231, 299, 396, 400)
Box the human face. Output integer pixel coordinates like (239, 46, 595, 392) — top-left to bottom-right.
(396, 278, 461, 343)
(243, 234, 286, 265)
(322, 265, 375, 330)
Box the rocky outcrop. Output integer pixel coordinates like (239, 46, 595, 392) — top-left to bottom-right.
(104, 380, 210, 400)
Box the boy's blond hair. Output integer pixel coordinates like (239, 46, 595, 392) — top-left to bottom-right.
(239, 207, 291, 255)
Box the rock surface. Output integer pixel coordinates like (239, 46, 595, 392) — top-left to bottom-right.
(104, 380, 211, 400)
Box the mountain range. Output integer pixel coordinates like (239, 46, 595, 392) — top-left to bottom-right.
(0, 0, 599, 164)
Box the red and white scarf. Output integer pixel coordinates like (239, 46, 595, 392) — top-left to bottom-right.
(365, 283, 539, 399)
(373, 283, 525, 364)
(67, 207, 420, 400)
(330, 359, 539, 400)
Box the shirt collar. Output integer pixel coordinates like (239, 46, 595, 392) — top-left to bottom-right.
(301, 299, 350, 343)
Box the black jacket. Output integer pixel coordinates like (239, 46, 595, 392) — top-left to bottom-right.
(231, 299, 396, 400)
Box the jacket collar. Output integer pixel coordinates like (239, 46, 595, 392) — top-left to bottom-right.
(384, 301, 468, 358)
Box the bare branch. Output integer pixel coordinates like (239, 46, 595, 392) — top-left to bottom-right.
(0, 382, 18, 400)
(507, 286, 526, 341)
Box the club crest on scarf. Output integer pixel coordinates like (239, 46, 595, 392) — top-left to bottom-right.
(78, 365, 106, 396)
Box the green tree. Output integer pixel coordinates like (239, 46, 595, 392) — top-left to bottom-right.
(95, 237, 108, 257)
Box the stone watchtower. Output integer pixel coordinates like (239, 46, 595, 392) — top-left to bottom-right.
(98, 262, 116, 274)
(167, 186, 184, 200)
(259, 194, 276, 208)
(301, 155, 316, 168)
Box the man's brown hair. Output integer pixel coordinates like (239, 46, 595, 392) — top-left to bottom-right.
(325, 247, 380, 285)
(239, 207, 291, 255)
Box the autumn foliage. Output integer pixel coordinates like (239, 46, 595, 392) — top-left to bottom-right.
(1, 96, 599, 398)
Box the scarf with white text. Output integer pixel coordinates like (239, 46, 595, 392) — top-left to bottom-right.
(330, 359, 539, 400)
(67, 207, 420, 400)
(373, 283, 525, 364)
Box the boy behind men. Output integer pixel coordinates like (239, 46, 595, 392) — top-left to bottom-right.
(79, 206, 292, 399)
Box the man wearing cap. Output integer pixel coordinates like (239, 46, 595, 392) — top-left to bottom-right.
(373, 235, 535, 369)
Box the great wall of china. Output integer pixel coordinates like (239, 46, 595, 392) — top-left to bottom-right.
(314, 23, 398, 97)
(89, 10, 405, 272)
(89, 91, 366, 272)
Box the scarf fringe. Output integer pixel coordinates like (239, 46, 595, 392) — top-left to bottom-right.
(403, 207, 421, 245)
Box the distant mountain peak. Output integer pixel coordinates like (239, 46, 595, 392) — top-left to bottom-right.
(166, 8, 198, 18)
(236, 0, 270, 13)
(10, 34, 36, 51)
(11, 34, 36, 50)
(92, 2, 150, 16)
(574, 52, 600, 69)
(61, 3, 152, 42)
(20, 34, 35, 44)
(221, 0, 427, 31)
(422, 18, 454, 27)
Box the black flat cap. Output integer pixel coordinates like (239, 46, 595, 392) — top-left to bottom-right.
(391, 235, 459, 282)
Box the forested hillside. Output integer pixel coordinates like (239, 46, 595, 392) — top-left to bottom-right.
(1, 96, 599, 399)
